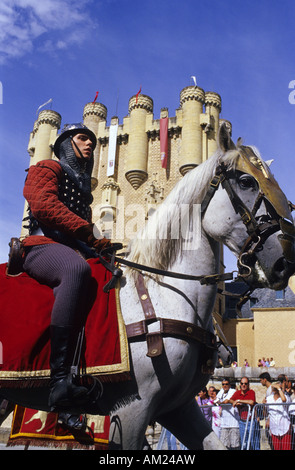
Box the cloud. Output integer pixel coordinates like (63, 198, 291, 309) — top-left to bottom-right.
(0, 0, 95, 63)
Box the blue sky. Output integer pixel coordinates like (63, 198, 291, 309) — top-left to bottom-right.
(0, 0, 295, 270)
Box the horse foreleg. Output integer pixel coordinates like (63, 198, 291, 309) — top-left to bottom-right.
(157, 399, 226, 450)
(108, 405, 150, 450)
(0, 399, 14, 426)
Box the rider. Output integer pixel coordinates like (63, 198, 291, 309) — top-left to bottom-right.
(22, 123, 110, 412)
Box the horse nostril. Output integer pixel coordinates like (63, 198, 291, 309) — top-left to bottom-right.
(273, 257, 288, 277)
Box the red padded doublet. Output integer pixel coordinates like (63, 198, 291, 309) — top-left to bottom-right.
(22, 160, 89, 247)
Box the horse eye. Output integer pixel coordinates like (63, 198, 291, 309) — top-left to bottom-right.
(238, 174, 257, 190)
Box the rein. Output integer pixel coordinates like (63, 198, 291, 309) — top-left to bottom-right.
(112, 253, 236, 284)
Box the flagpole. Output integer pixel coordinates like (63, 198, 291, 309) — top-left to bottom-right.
(115, 89, 119, 116)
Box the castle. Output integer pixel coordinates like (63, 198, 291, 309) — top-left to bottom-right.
(22, 85, 226, 246)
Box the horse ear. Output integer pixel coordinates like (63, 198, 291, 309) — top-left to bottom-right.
(218, 122, 236, 152)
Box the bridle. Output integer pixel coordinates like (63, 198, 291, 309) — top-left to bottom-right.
(201, 160, 294, 279)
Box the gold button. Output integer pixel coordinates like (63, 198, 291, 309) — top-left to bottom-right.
(141, 294, 148, 301)
(151, 349, 158, 355)
(186, 327, 193, 334)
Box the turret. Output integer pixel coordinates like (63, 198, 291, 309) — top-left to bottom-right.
(125, 94, 153, 189)
(28, 109, 61, 163)
(179, 86, 205, 175)
(83, 102, 107, 188)
(22, 109, 61, 238)
(204, 91, 222, 158)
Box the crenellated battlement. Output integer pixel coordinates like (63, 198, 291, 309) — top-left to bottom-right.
(83, 102, 108, 120)
(179, 85, 206, 105)
(128, 94, 154, 114)
(204, 91, 222, 110)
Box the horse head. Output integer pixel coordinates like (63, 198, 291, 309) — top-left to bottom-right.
(202, 122, 295, 290)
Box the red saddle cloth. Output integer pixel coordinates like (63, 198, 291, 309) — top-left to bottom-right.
(0, 259, 129, 388)
(8, 405, 110, 449)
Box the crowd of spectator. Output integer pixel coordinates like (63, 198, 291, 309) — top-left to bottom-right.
(196, 373, 295, 450)
(229, 357, 276, 368)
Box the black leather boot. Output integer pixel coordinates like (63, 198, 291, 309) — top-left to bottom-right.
(48, 325, 91, 411)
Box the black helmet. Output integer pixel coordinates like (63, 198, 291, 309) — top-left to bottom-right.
(54, 123, 97, 157)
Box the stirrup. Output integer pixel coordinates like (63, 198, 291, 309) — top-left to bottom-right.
(58, 412, 95, 443)
(58, 412, 88, 433)
(80, 374, 103, 403)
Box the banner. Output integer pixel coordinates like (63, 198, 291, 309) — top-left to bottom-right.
(107, 123, 118, 177)
(160, 117, 168, 169)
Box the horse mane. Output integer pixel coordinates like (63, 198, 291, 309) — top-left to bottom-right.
(126, 141, 265, 273)
(127, 147, 241, 272)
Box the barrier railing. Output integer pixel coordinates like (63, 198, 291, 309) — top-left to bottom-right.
(157, 401, 295, 450)
(157, 403, 250, 450)
(246, 402, 295, 450)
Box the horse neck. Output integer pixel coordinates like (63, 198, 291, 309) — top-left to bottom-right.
(157, 227, 220, 330)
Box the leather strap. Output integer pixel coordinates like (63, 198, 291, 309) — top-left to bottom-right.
(135, 273, 161, 357)
(136, 273, 157, 321)
(126, 273, 217, 358)
(126, 317, 216, 348)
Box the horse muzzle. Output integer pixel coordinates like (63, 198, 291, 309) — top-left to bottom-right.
(238, 224, 295, 290)
(278, 218, 295, 263)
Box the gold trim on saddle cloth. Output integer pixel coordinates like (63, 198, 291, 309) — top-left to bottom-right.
(8, 405, 109, 449)
(0, 282, 130, 383)
(87, 283, 130, 377)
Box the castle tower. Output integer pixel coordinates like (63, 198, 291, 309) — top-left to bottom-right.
(125, 94, 153, 189)
(179, 86, 205, 175)
(27, 109, 61, 163)
(204, 91, 222, 159)
(83, 102, 107, 188)
(22, 109, 61, 239)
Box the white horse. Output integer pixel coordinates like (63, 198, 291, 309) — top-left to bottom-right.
(1, 123, 295, 449)
(97, 123, 294, 449)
